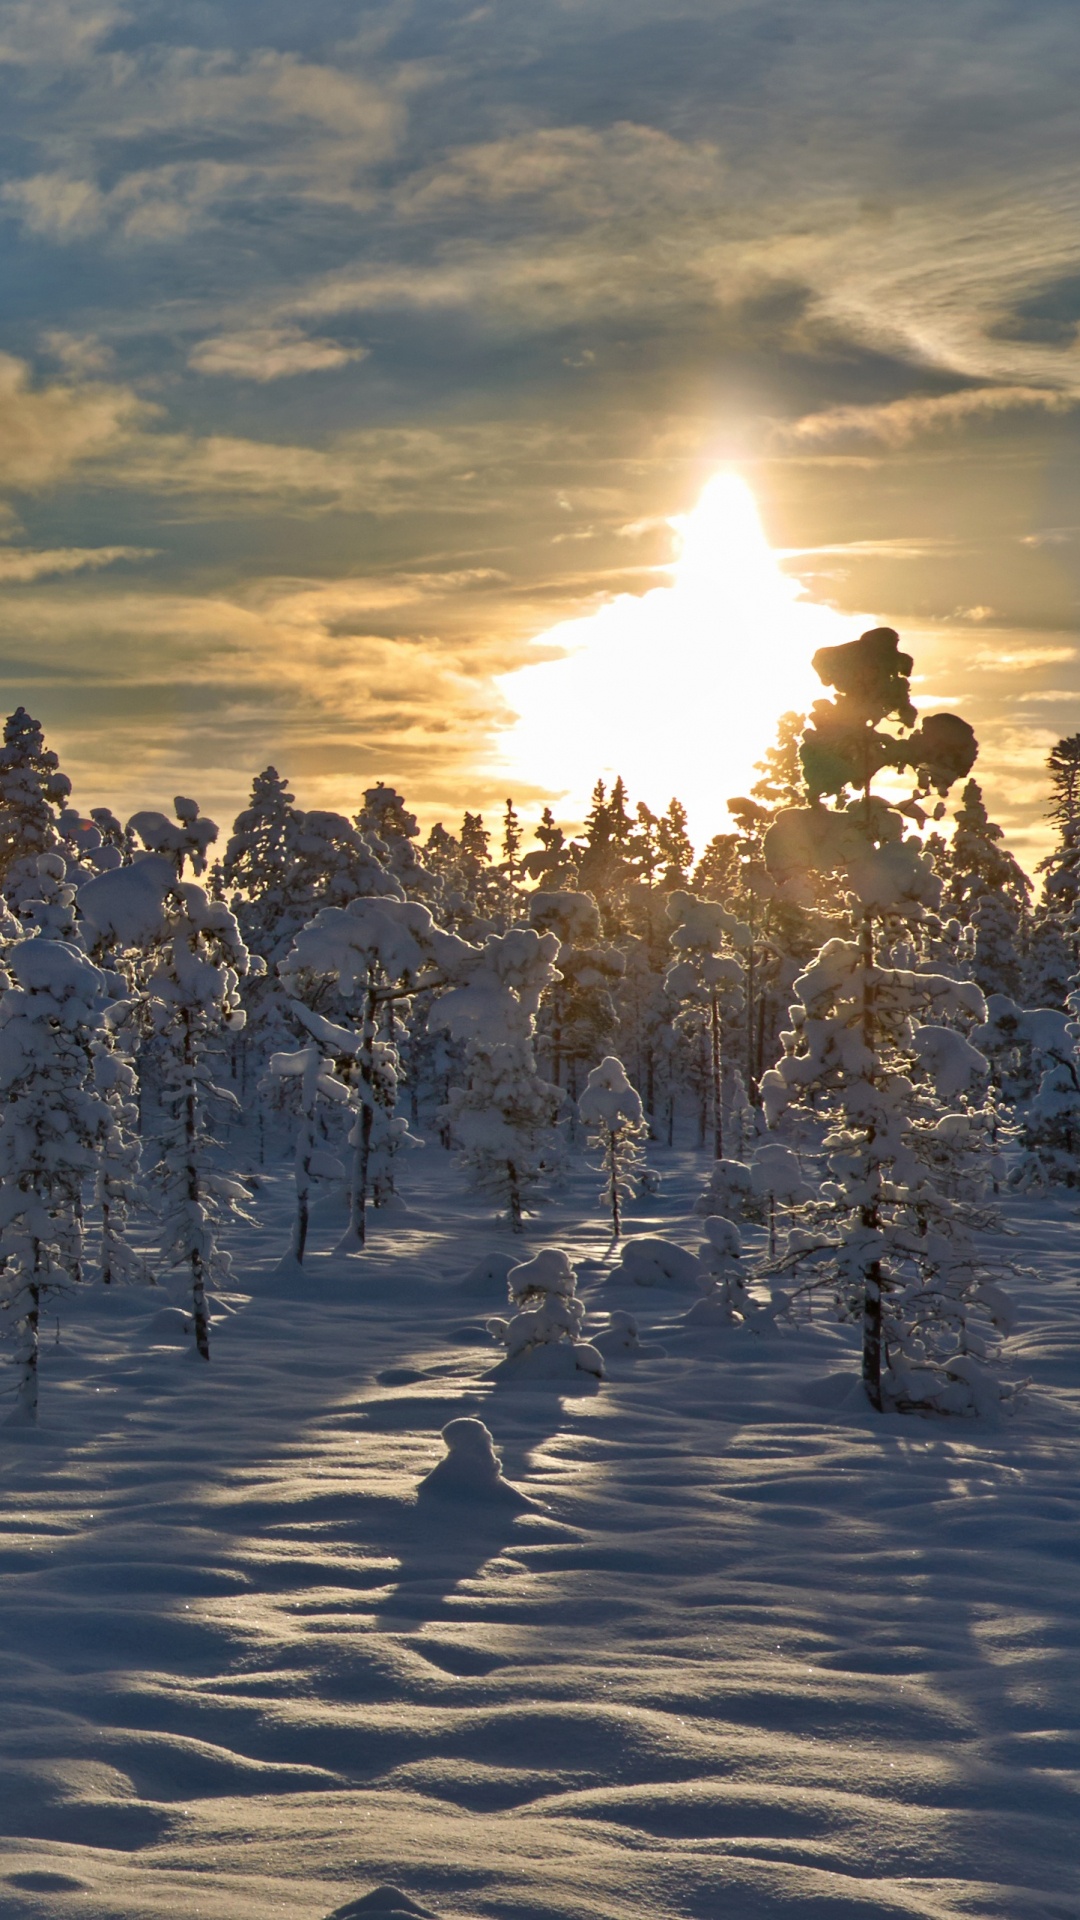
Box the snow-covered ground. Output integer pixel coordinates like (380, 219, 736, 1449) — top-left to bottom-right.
(0, 1148, 1077, 1920)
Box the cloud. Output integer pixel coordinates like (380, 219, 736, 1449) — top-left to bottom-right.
(0, 354, 151, 490)
(0, 545, 152, 584)
(41, 330, 114, 376)
(189, 327, 367, 381)
(1, 48, 407, 245)
(787, 385, 1076, 446)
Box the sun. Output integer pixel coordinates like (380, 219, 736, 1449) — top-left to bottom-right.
(496, 471, 859, 845)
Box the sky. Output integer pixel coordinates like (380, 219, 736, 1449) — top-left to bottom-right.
(1, 0, 1080, 867)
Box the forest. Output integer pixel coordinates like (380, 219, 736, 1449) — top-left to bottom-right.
(0, 623, 1073, 1424)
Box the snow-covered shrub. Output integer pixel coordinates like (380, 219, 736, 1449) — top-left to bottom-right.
(693, 1157, 758, 1222)
(417, 1417, 532, 1507)
(750, 1143, 814, 1254)
(683, 1215, 751, 1326)
(488, 1248, 603, 1382)
(609, 1236, 700, 1290)
(578, 1054, 649, 1239)
(0, 939, 111, 1422)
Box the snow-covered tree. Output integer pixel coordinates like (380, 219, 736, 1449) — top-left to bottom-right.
(578, 1054, 649, 1240)
(0, 940, 111, 1422)
(664, 890, 748, 1158)
(106, 864, 255, 1359)
(355, 783, 435, 900)
(281, 897, 468, 1248)
(129, 797, 218, 879)
(528, 891, 623, 1101)
(92, 1009, 149, 1286)
(433, 926, 563, 1232)
(265, 1027, 351, 1264)
(488, 1248, 603, 1382)
(0, 707, 71, 898)
(760, 626, 1006, 1413)
(1024, 917, 1073, 1011)
(684, 1215, 749, 1326)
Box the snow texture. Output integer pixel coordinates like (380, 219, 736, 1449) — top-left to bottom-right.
(0, 1148, 1076, 1920)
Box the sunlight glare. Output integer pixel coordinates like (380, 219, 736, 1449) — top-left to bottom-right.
(497, 471, 860, 844)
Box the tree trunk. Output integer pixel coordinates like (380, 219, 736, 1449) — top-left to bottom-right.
(184, 1012, 210, 1361)
(710, 991, 723, 1161)
(859, 904, 882, 1410)
(13, 1269, 41, 1424)
(507, 1159, 523, 1232)
(340, 983, 378, 1252)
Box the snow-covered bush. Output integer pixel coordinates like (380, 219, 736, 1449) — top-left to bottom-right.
(694, 1157, 758, 1222)
(578, 1053, 649, 1239)
(488, 1248, 603, 1383)
(683, 1215, 751, 1326)
(417, 1416, 532, 1507)
(750, 1142, 814, 1254)
(609, 1236, 700, 1290)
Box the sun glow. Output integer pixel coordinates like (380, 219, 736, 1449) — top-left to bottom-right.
(498, 472, 859, 843)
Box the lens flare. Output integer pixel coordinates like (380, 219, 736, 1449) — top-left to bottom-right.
(497, 471, 860, 842)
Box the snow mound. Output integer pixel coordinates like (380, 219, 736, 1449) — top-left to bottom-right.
(609, 1236, 700, 1290)
(327, 1889, 437, 1920)
(490, 1338, 604, 1384)
(456, 1250, 518, 1299)
(416, 1417, 533, 1508)
(592, 1310, 665, 1358)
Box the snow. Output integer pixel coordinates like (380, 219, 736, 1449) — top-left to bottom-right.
(0, 1148, 1078, 1920)
(76, 854, 176, 949)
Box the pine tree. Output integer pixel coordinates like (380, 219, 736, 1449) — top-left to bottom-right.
(0, 940, 111, 1422)
(762, 626, 986, 1411)
(281, 898, 468, 1248)
(488, 1249, 603, 1381)
(665, 890, 748, 1159)
(433, 926, 564, 1231)
(657, 799, 694, 889)
(265, 1030, 351, 1265)
(143, 879, 253, 1358)
(0, 707, 72, 899)
(578, 1054, 649, 1240)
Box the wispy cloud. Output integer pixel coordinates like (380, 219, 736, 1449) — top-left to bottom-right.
(189, 327, 367, 382)
(0, 545, 152, 583)
(788, 386, 1075, 446)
